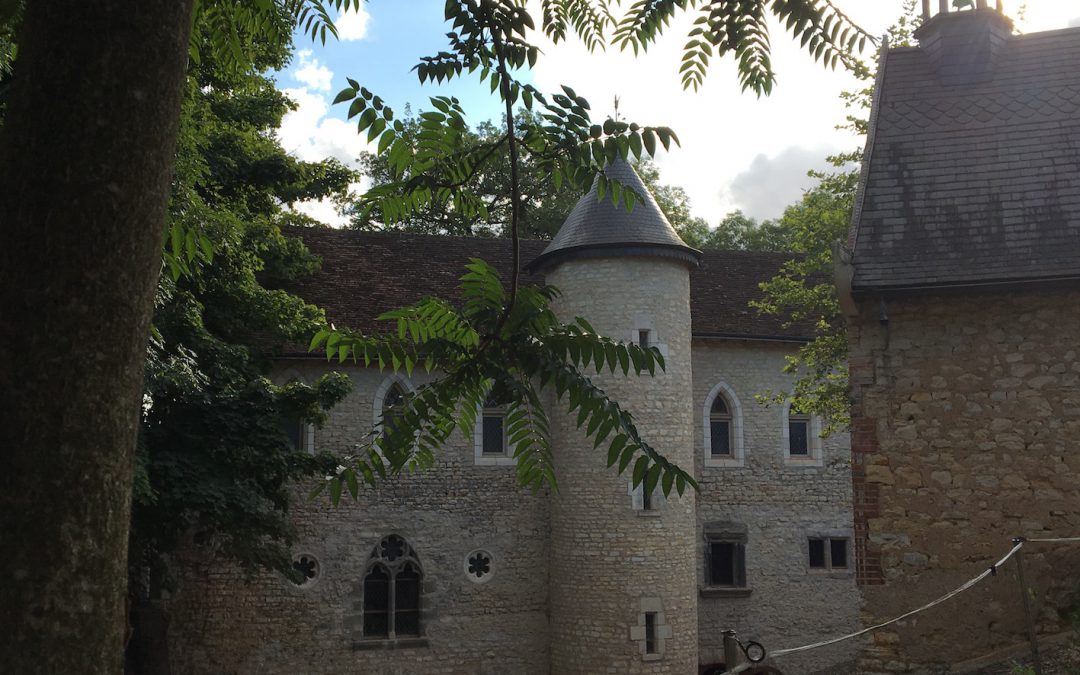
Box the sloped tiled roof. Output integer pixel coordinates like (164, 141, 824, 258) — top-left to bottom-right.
(850, 23, 1080, 293)
(276, 228, 814, 349)
(528, 159, 700, 272)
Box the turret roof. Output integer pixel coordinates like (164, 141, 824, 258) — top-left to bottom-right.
(527, 159, 700, 272)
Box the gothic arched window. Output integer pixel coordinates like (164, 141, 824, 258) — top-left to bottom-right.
(703, 382, 744, 467)
(709, 396, 733, 457)
(361, 534, 423, 640)
(379, 383, 407, 452)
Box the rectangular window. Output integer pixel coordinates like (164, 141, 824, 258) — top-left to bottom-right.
(642, 486, 653, 511)
(482, 413, 505, 455)
(281, 418, 303, 452)
(788, 419, 809, 456)
(707, 541, 746, 587)
(710, 420, 731, 456)
(809, 537, 849, 570)
(830, 538, 849, 569)
(638, 330, 650, 349)
(644, 612, 657, 654)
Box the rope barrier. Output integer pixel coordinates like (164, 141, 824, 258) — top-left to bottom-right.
(717, 536, 1080, 674)
(717, 537, 1028, 669)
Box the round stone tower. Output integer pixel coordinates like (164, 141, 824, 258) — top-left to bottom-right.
(528, 160, 700, 674)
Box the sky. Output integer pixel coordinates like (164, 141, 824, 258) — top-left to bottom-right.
(275, 1, 1080, 227)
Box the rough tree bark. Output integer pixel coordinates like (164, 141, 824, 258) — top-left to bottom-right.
(0, 2, 195, 671)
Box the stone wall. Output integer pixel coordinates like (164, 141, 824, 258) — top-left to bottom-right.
(848, 287, 1080, 672)
(546, 256, 699, 674)
(691, 339, 860, 674)
(168, 361, 551, 675)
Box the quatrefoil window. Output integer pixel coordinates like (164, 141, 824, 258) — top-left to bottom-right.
(291, 553, 320, 586)
(380, 534, 405, 562)
(464, 549, 494, 583)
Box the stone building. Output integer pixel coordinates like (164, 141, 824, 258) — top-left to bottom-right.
(169, 161, 858, 673)
(838, 4, 1080, 672)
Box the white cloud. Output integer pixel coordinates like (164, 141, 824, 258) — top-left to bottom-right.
(277, 48, 373, 227)
(336, 5, 371, 41)
(726, 147, 841, 221)
(291, 180, 368, 228)
(292, 49, 334, 92)
(528, 9, 868, 223)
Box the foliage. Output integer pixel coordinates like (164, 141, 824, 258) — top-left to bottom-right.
(132, 10, 355, 586)
(310, 259, 697, 501)
(751, 0, 920, 434)
(607, 0, 872, 93)
(677, 209, 796, 252)
(353, 109, 702, 240)
(751, 161, 857, 433)
(350, 109, 583, 239)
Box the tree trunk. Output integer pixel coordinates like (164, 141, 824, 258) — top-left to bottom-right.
(0, 2, 194, 671)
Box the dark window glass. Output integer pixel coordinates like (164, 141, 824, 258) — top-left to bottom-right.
(710, 542, 735, 586)
(789, 419, 809, 455)
(638, 330, 650, 349)
(363, 566, 390, 637)
(642, 486, 653, 511)
(808, 539, 826, 568)
(710, 420, 731, 456)
(644, 612, 657, 654)
(281, 418, 303, 451)
(381, 384, 407, 449)
(394, 563, 421, 636)
(831, 539, 848, 569)
(711, 396, 728, 415)
(482, 414, 505, 455)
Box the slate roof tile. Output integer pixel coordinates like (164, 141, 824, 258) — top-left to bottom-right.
(851, 25, 1080, 291)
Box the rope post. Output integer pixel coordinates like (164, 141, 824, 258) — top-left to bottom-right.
(723, 630, 741, 671)
(1012, 537, 1043, 675)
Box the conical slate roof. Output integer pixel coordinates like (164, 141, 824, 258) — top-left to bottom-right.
(527, 159, 701, 272)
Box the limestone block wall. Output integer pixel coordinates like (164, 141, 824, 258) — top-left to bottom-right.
(546, 257, 699, 675)
(849, 288, 1080, 672)
(168, 361, 550, 675)
(690, 339, 859, 674)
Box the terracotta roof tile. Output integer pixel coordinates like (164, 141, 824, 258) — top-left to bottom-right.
(276, 228, 814, 351)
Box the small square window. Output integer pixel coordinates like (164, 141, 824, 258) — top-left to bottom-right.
(638, 330, 651, 349)
(707, 541, 746, 587)
(809, 537, 849, 570)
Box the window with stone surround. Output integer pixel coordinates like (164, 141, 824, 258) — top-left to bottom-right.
(808, 537, 849, 570)
(702, 521, 749, 596)
(373, 375, 415, 458)
(474, 393, 514, 466)
(781, 400, 823, 466)
(630, 479, 664, 514)
(361, 534, 423, 641)
(278, 371, 315, 455)
(703, 382, 744, 468)
(630, 597, 671, 661)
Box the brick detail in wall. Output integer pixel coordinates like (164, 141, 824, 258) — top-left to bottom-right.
(848, 352, 884, 586)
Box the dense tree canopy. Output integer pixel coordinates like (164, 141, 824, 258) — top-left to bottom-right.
(132, 18, 355, 592)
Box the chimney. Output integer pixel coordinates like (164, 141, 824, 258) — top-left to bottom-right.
(914, 1, 1013, 85)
